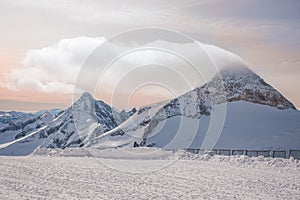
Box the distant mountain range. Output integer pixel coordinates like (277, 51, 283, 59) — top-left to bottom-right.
(0, 64, 299, 155)
(0, 108, 61, 124)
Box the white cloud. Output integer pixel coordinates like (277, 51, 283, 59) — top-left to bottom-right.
(1, 36, 105, 93)
(1, 36, 246, 96)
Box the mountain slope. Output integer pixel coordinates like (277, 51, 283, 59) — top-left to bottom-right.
(0, 92, 134, 155)
(0, 112, 54, 145)
(1, 64, 299, 154)
(0, 111, 34, 124)
(90, 65, 299, 150)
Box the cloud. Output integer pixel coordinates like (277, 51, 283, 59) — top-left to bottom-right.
(1, 36, 246, 97)
(1, 36, 105, 93)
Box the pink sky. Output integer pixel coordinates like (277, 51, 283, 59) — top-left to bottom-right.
(0, 0, 299, 111)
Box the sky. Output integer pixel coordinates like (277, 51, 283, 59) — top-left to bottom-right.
(0, 0, 299, 111)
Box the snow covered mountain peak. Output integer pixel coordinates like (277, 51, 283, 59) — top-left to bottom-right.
(0, 66, 298, 154)
(89, 64, 298, 149)
(77, 92, 94, 102)
(73, 92, 96, 110)
(0, 92, 135, 155)
(151, 63, 295, 124)
(202, 64, 296, 110)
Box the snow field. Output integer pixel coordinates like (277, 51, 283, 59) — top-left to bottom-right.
(0, 153, 299, 199)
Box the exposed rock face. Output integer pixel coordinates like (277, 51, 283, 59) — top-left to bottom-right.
(200, 66, 296, 110)
(39, 92, 135, 148)
(0, 112, 54, 136)
(100, 64, 296, 147)
(140, 65, 295, 141)
(0, 111, 34, 124)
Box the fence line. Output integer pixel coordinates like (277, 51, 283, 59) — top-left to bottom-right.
(185, 149, 300, 159)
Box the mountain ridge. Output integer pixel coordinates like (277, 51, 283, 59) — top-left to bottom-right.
(0, 64, 299, 155)
(0, 93, 135, 155)
(90, 64, 299, 149)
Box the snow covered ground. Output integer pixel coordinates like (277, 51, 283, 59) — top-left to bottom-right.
(0, 149, 299, 199)
(91, 101, 300, 150)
